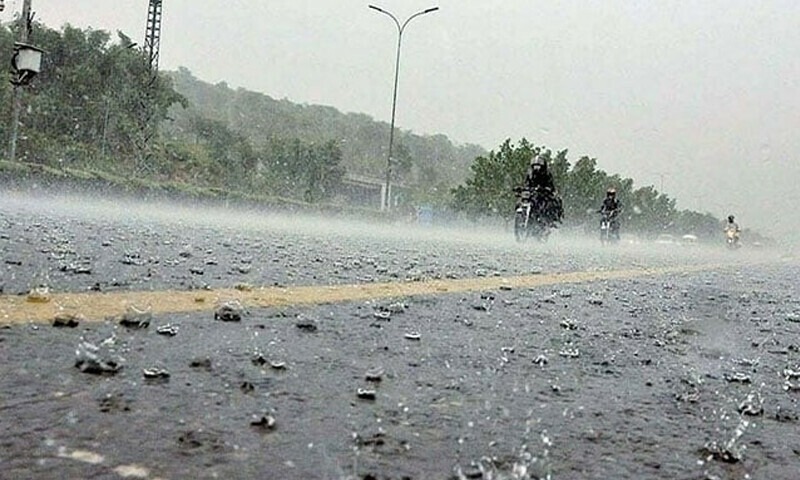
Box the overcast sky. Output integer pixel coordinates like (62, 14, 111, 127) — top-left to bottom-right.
(8, 0, 800, 239)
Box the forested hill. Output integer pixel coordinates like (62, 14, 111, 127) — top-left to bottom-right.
(166, 68, 485, 189)
(0, 21, 481, 207)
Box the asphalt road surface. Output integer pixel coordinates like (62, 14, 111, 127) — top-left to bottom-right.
(1, 191, 798, 480)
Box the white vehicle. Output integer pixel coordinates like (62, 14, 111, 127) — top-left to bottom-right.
(654, 233, 677, 245)
(681, 234, 698, 246)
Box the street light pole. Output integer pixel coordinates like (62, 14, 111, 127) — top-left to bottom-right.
(8, 0, 33, 162)
(368, 4, 438, 211)
(657, 172, 668, 193)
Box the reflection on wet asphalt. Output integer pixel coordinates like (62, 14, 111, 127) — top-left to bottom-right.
(1, 195, 799, 480)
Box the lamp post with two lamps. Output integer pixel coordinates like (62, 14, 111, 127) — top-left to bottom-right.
(368, 4, 438, 211)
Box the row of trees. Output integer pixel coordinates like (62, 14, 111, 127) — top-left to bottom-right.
(451, 139, 723, 239)
(0, 25, 182, 172)
(0, 22, 350, 203)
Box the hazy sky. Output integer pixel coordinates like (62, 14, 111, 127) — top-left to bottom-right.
(6, 0, 800, 239)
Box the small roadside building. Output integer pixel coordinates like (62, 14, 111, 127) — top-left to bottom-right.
(337, 173, 409, 210)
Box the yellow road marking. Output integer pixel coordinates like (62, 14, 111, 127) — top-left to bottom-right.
(0, 263, 719, 325)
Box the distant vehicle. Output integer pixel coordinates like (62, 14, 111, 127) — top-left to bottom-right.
(513, 187, 552, 242)
(680, 234, 698, 246)
(416, 205, 433, 226)
(599, 211, 620, 246)
(725, 226, 741, 249)
(654, 233, 677, 245)
(620, 234, 641, 245)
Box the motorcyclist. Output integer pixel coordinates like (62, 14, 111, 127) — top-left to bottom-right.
(725, 215, 741, 245)
(599, 188, 621, 217)
(599, 187, 622, 239)
(725, 215, 740, 233)
(523, 155, 563, 224)
(525, 155, 555, 193)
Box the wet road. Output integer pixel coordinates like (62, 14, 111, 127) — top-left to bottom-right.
(1, 192, 799, 480)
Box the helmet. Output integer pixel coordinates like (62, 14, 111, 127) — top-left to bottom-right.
(727, 215, 735, 222)
(531, 155, 547, 172)
(606, 187, 617, 196)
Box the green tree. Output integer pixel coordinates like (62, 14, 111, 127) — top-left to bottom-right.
(260, 138, 344, 203)
(3, 22, 184, 171)
(625, 186, 676, 236)
(178, 113, 258, 186)
(563, 156, 607, 224)
(451, 138, 537, 218)
(450, 138, 728, 239)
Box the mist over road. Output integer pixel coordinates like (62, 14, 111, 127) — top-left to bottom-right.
(1, 192, 798, 480)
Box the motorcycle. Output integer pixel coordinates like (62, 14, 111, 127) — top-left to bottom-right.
(514, 187, 553, 242)
(599, 210, 620, 245)
(725, 226, 740, 249)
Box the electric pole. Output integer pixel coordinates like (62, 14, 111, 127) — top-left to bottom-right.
(7, 0, 33, 162)
(136, 0, 164, 173)
(144, 0, 163, 72)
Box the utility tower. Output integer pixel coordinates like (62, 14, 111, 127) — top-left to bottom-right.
(137, 0, 164, 172)
(144, 0, 163, 71)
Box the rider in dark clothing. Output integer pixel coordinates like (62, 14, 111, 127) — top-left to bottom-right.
(523, 155, 563, 224)
(599, 187, 621, 238)
(599, 188, 620, 215)
(526, 156, 556, 194)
